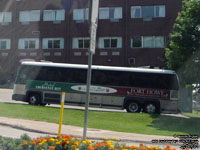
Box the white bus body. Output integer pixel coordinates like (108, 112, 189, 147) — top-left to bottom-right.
(12, 61, 180, 114)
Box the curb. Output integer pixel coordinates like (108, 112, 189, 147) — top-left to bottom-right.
(0, 122, 182, 147)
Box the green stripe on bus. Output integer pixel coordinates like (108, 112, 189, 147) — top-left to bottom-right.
(26, 80, 83, 93)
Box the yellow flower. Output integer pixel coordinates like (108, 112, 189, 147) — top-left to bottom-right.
(82, 141, 87, 144)
(113, 137, 120, 141)
(76, 149, 79, 150)
(43, 140, 47, 143)
(110, 145, 114, 149)
(86, 139, 92, 144)
(150, 146, 155, 148)
(39, 143, 43, 146)
(103, 137, 108, 140)
(74, 141, 80, 146)
(50, 138, 55, 142)
(106, 140, 115, 145)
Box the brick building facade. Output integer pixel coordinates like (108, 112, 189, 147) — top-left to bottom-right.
(0, 0, 182, 76)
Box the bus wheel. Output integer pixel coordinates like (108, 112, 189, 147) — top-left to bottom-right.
(144, 103, 157, 114)
(28, 94, 40, 105)
(126, 101, 141, 113)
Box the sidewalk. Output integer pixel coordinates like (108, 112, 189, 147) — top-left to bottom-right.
(0, 116, 178, 144)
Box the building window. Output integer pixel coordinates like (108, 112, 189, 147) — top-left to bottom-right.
(142, 6, 154, 19)
(18, 38, 39, 49)
(131, 36, 165, 48)
(131, 6, 141, 18)
(99, 7, 122, 20)
(155, 5, 165, 17)
(0, 12, 12, 24)
(19, 10, 40, 23)
(131, 36, 142, 48)
(42, 38, 64, 49)
(73, 8, 88, 21)
(131, 5, 165, 19)
(99, 37, 122, 49)
(154, 36, 165, 48)
(0, 39, 10, 50)
(72, 37, 90, 49)
(43, 9, 65, 22)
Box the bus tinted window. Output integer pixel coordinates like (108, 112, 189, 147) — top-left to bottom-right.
(91, 70, 178, 90)
(59, 68, 87, 84)
(16, 64, 178, 90)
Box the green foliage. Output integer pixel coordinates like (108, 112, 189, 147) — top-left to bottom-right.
(0, 135, 26, 150)
(165, 0, 200, 87)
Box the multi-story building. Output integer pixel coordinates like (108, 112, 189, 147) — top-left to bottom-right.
(0, 0, 182, 77)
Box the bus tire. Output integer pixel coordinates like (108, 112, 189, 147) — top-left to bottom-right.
(144, 103, 158, 114)
(126, 101, 141, 113)
(28, 94, 41, 105)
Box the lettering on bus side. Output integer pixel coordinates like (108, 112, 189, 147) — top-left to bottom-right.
(127, 88, 170, 99)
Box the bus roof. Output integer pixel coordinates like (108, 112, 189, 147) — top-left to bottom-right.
(21, 61, 176, 75)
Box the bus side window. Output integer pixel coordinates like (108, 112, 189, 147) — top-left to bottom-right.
(46, 68, 61, 82)
(92, 70, 107, 85)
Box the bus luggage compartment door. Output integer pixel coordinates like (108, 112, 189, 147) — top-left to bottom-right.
(160, 100, 179, 113)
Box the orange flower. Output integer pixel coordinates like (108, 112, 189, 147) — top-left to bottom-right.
(32, 141, 36, 145)
(140, 148, 147, 150)
(49, 146, 55, 150)
(56, 142, 61, 145)
(139, 143, 144, 147)
(37, 138, 42, 143)
(22, 141, 28, 146)
(166, 145, 171, 149)
(88, 145, 94, 150)
(131, 145, 138, 149)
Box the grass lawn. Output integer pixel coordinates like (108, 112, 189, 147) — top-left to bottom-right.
(183, 110, 200, 118)
(0, 102, 199, 136)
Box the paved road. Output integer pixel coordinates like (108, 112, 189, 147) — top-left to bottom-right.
(0, 88, 127, 112)
(0, 88, 191, 118)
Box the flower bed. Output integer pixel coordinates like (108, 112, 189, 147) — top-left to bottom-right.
(0, 134, 190, 150)
(19, 135, 189, 150)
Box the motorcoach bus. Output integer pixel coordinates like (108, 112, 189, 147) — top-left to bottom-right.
(12, 61, 180, 114)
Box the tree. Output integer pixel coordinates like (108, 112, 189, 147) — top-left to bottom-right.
(165, 0, 200, 88)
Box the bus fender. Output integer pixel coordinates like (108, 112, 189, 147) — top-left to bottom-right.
(123, 97, 145, 109)
(26, 90, 43, 103)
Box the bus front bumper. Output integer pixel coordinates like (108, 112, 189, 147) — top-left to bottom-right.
(12, 94, 26, 102)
